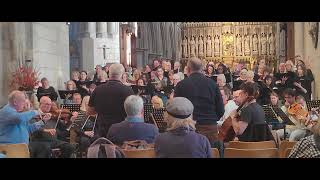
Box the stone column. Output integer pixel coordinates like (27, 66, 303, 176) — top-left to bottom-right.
(96, 22, 107, 38)
(107, 22, 116, 35)
(294, 22, 305, 59)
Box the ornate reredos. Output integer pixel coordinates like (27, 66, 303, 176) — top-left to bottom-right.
(180, 22, 277, 71)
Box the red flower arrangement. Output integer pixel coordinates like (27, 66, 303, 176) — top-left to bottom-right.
(10, 64, 41, 91)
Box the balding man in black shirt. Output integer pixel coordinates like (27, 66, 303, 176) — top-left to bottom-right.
(174, 57, 225, 147)
(88, 63, 134, 138)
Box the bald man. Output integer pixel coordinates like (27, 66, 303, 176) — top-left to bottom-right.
(174, 57, 225, 147)
(0, 90, 48, 144)
(30, 96, 76, 158)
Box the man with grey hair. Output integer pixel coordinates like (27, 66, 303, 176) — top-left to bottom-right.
(174, 57, 224, 149)
(0, 90, 50, 144)
(88, 63, 134, 137)
(107, 95, 158, 145)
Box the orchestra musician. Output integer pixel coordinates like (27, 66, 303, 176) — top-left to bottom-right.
(29, 96, 77, 158)
(0, 90, 49, 145)
(229, 82, 274, 142)
(276, 89, 314, 141)
(36, 77, 58, 102)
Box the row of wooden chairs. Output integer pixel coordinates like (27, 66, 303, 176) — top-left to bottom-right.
(0, 141, 297, 158)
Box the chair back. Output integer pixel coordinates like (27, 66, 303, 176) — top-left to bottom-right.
(279, 141, 297, 158)
(0, 143, 30, 158)
(227, 141, 276, 149)
(224, 148, 279, 158)
(123, 148, 156, 158)
(285, 148, 293, 158)
(211, 148, 220, 158)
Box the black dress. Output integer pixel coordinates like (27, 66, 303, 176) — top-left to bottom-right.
(295, 75, 312, 100)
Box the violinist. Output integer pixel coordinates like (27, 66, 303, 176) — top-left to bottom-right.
(230, 82, 273, 142)
(276, 89, 312, 141)
(30, 96, 76, 158)
(0, 90, 49, 145)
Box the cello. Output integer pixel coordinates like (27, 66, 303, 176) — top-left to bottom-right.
(218, 96, 255, 142)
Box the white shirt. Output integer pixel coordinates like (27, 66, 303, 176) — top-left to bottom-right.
(217, 100, 238, 126)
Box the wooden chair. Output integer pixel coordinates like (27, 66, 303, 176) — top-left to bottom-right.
(227, 141, 277, 149)
(123, 148, 156, 158)
(285, 148, 293, 158)
(211, 148, 220, 158)
(224, 148, 279, 158)
(279, 141, 297, 158)
(0, 143, 30, 158)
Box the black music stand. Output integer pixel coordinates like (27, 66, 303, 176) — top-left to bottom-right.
(262, 105, 280, 126)
(131, 85, 148, 95)
(306, 100, 320, 111)
(61, 104, 81, 112)
(58, 90, 79, 100)
(150, 108, 167, 133)
(271, 105, 294, 140)
(144, 103, 153, 123)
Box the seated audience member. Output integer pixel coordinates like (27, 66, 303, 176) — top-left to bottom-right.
(151, 96, 164, 109)
(36, 77, 59, 102)
(107, 95, 159, 145)
(30, 96, 76, 158)
(173, 61, 184, 80)
(154, 97, 212, 158)
(121, 72, 132, 86)
(289, 119, 320, 158)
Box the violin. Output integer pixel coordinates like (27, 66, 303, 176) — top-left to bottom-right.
(287, 103, 310, 125)
(49, 103, 73, 129)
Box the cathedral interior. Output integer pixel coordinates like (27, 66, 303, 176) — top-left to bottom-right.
(0, 22, 320, 105)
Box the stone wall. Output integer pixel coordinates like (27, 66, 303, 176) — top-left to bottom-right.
(32, 22, 70, 90)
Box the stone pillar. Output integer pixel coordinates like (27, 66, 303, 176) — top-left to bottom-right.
(294, 22, 305, 59)
(107, 22, 116, 35)
(81, 22, 96, 38)
(96, 22, 107, 38)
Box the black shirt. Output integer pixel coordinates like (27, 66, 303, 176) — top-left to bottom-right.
(88, 80, 134, 137)
(36, 86, 58, 101)
(174, 72, 225, 125)
(238, 102, 273, 142)
(295, 75, 312, 100)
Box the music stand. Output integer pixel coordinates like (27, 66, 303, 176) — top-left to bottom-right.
(306, 100, 320, 111)
(150, 108, 167, 133)
(61, 104, 81, 112)
(131, 85, 148, 95)
(262, 105, 279, 125)
(58, 90, 79, 100)
(271, 105, 294, 140)
(144, 104, 153, 123)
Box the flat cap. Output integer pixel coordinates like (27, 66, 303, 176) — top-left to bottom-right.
(166, 97, 194, 119)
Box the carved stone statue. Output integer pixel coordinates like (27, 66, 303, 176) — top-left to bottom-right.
(206, 36, 212, 57)
(244, 35, 250, 55)
(236, 34, 242, 56)
(252, 34, 258, 54)
(189, 36, 196, 57)
(269, 33, 275, 55)
(214, 35, 220, 56)
(198, 36, 204, 57)
(261, 34, 267, 55)
(182, 36, 188, 58)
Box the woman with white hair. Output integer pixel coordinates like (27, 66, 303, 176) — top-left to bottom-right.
(154, 97, 212, 158)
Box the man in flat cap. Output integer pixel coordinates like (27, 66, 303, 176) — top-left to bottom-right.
(154, 97, 212, 158)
